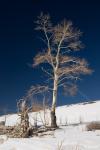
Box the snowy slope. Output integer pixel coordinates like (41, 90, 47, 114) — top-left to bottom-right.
(56, 100, 100, 125)
(0, 100, 100, 150)
(0, 100, 100, 126)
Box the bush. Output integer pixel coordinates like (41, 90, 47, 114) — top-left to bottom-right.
(86, 122, 100, 131)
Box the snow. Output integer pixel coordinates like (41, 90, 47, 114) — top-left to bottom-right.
(0, 100, 100, 150)
(56, 101, 100, 125)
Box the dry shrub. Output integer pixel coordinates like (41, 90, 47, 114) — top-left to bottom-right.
(32, 101, 49, 112)
(0, 121, 5, 126)
(86, 122, 100, 131)
(32, 102, 43, 112)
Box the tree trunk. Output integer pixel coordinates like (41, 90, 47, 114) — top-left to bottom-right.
(20, 101, 30, 137)
(51, 109, 57, 128)
(51, 73, 58, 128)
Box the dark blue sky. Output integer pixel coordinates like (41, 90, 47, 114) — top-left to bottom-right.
(0, 0, 100, 113)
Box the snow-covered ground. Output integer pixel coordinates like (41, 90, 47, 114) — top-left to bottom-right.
(0, 100, 100, 150)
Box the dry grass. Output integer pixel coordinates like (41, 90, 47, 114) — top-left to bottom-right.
(57, 140, 64, 150)
(86, 122, 100, 131)
(31, 100, 49, 112)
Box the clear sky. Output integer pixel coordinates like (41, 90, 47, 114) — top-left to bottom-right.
(0, 0, 100, 113)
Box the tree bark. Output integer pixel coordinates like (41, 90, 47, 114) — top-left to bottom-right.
(20, 101, 30, 137)
(51, 109, 57, 128)
(51, 73, 58, 128)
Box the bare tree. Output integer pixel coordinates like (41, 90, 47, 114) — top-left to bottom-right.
(33, 12, 92, 128)
(17, 99, 30, 137)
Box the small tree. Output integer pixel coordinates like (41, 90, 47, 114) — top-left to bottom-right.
(33, 13, 92, 128)
(17, 99, 30, 137)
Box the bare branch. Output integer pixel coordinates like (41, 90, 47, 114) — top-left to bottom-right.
(58, 75, 80, 85)
(58, 58, 92, 78)
(27, 85, 49, 98)
(41, 67, 53, 78)
(37, 36, 48, 46)
(35, 12, 52, 32)
(43, 27, 55, 69)
(63, 84, 78, 96)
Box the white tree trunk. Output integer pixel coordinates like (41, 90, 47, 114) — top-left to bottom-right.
(51, 73, 58, 128)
